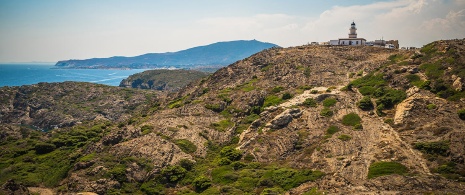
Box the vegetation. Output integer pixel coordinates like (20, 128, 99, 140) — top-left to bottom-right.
(358, 96, 373, 110)
(342, 113, 362, 127)
(458, 109, 465, 120)
(338, 134, 352, 141)
(210, 119, 234, 132)
(322, 98, 337, 107)
(174, 139, 197, 154)
(320, 108, 333, 117)
(263, 95, 283, 108)
(326, 126, 340, 135)
(302, 98, 317, 107)
(414, 141, 449, 156)
(367, 161, 408, 179)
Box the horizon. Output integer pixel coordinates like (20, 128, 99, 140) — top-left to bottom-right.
(1, 0, 464, 63)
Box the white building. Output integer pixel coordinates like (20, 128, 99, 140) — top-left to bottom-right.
(334, 22, 366, 46)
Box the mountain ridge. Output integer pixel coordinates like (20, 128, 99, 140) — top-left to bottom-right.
(55, 40, 278, 70)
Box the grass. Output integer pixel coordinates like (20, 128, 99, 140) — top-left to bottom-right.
(302, 98, 317, 107)
(322, 98, 337, 107)
(337, 134, 351, 141)
(175, 139, 198, 154)
(367, 161, 408, 179)
(342, 113, 361, 127)
(210, 119, 234, 132)
(320, 108, 333, 117)
(263, 95, 283, 108)
(326, 126, 340, 135)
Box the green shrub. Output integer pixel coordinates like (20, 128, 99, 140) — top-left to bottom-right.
(414, 141, 449, 156)
(210, 119, 233, 132)
(79, 153, 96, 162)
(367, 161, 408, 179)
(174, 139, 197, 154)
(342, 113, 361, 126)
(282, 93, 293, 100)
(161, 165, 187, 183)
(320, 108, 333, 117)
(108, 164, 127, 183)
(310, 90, 318, 94)
(358, 96, 373, 110)
(141, 125, 153, 135)
(140, 181, 165, 195)
(220, 146, 242, 161)
(271, 86, 284, 93)
(264, 168, 324, 190)
(420, 63, 444, 79)
(458, 109, 465, 120)
(261, 187, 284, 195)
(243, 114, 260, 124)
(427, 104, 437, 110)
(326, 126, 339, 135)
(358, 86, 376, 96)
(337, 134, 352, 141)
(193, 176, 212, 192)
(350, 74, 386, 88)
(34, 142, 56, 154)
(322, 98, 337, 107)
(231, 161, 246, 170)
(212, 166, 237, 184)
(205, 104, 223, 112)
(178, 159, 195, 171)
(302, 98, 317, 107)
(263, 95, 283, 107)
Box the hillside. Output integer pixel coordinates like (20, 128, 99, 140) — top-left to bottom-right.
(54, 40, 278, 70)
(1, 39, 465, 194)
(119, 69, 209, 91)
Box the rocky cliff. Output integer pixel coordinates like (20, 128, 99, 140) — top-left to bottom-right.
(1, 39, 465, 194)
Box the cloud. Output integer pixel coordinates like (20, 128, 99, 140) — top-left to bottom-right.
(190, 0, 464, 48)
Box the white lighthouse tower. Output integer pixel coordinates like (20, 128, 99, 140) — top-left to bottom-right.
(349, 21, 357, 38)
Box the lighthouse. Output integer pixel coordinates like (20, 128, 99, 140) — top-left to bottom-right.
(332, 21, 366, 46)
(349, 21, 357, 38)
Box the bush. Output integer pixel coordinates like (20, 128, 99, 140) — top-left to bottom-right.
(271, 86, 284, 93)
(342, 113, 361, 126)
(358, 86, 376, 96)
(427, 104, 437, 110)
(161, 165, 186, 183)
(108, 164, 127, 183)
(178, 159, 195, 171)
(320, 108, 333, 117)
(220, 146, 243, 161)
(414, 141, 449, 156)
(326, 126, 339, 135)
(263, 95, 283, 107)
(193, 176, 212, 192)
(210, 119, 233, 132)
(337, 134, 352, 141)
(367, 161, 408, 179)
(174, 139, 197, 154)
(358, 96, 373, 110)
(458, 109, 465, 120)
(34, 142, 56, 154)
(322, 98, 337, 107)
(265, 168, 324, 190)
(302, 98, 317, 107)
(282, 93, 293, 100)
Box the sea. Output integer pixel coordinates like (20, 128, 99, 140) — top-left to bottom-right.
(0, 64, 149, 87)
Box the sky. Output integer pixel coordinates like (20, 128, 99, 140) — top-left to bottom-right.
(0, 0, 464, 63)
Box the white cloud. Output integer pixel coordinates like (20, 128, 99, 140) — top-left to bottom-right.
(188, 0, 464, 48)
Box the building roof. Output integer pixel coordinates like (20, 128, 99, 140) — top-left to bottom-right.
(338, 38, 366, 40)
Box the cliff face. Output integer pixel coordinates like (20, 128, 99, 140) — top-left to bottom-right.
(1, 39, 465, 194)
(119, 69, 209, 91)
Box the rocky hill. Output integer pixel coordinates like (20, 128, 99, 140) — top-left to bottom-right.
(119, 69, 209, 91)
(1, 39, 465, 195)
(0, 82, 158, 130)
(54, 40, 278, 70)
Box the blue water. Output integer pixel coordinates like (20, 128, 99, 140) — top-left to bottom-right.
(0, 64, 149, 87)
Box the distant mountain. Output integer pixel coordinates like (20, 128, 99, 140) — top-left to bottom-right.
(55, 40, 278, 69)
